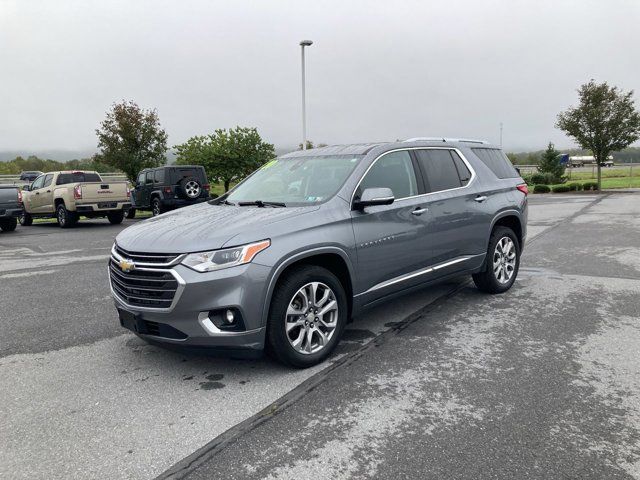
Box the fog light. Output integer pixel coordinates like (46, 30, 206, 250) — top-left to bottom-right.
(224, 309, 235, 324)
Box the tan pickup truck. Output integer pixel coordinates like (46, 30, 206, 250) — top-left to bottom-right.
(20, 171, 131, 228)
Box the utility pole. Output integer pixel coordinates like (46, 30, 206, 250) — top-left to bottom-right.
(499, 122, 503, 147)
(300, 40, 313, 150)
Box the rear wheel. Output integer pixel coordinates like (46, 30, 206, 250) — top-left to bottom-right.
(19, 211, 33, 226)
(151, 198, 164, 216)
(0, 218, 17, 232)
(107, 211, 124, 224)
(125, 207, 136, 219)
(472, 226, 520, 294)
(266, 265, 347, 368)
(56, 203, 78, 228)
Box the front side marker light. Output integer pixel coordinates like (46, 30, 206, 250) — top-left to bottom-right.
(182, 239, 270, 273)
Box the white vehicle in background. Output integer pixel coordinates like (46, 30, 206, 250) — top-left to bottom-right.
(569, 155, 614, 168)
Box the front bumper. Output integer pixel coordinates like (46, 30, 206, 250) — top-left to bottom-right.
(110, 260, 271, 352)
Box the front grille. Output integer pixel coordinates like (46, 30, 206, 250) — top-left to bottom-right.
(109, 259, 178, 309)
(114, 245, 179, 265)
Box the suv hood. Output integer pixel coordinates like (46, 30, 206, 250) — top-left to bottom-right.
(115, 202, 320, 253)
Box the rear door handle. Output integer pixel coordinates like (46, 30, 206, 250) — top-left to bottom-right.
(474, 195, 487, 203)
(412, 207, 428, 216)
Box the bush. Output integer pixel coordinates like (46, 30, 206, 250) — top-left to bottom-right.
(566, 182, 582, 191)
(552, 185, 571, 193)
(521, 173, 534, 185)
(583, 181, 599, 191)
(533, 184, 551, 193)
(530, 172, 559, 185)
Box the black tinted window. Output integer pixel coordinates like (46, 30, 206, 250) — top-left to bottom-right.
(415, 149, 463, 192)
(145, 172, 153, 184)
(56, 172, 101, 185)
(472, 148, 518, 179)
(154, 169, 165, 183)
(137, 173, 145, 184)
(451, 151, 472, 185)
(359, 151, 417, 199)
(173, 168, 206, 182)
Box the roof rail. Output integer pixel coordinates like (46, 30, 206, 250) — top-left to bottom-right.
(404, 137, 489, 145)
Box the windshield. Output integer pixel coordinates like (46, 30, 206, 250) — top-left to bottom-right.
(226, 155, 363, 206)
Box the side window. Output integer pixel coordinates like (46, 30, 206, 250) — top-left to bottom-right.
(358, 150, 417, 200)
(137, 173, 146, 185)
(472, 148, 518, 178)
(451, 151, 472, 185)
(31, 175, 45, 190)
(154, 169, 165, 184)
(145, 172, 154, 184)
(43, 174, 54, 188)
(415, 149, 463, 192)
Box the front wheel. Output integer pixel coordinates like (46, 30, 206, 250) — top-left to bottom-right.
(266, 266, 347, 368)
(19, 211, 33, 226)
(472, 226, 520, 294)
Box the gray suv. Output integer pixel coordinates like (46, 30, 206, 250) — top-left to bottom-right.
(110, 139, 528, 367)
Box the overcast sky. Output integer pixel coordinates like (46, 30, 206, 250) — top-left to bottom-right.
(1, 0, 639, 156)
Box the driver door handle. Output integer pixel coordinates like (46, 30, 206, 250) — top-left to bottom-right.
(474, 195, 488, 203)
(412, 207, 428, 216)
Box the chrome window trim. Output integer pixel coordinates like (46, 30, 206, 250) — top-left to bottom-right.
(355, 253, 485, 297)
(350, 147, 477, 206)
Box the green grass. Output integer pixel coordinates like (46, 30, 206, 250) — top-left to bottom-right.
(566, 167, 640, 180)
(530, 176, 640, 193)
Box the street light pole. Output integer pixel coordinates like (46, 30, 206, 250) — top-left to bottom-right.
(300, 40, 313, 150)
(499, 122, 503, 147)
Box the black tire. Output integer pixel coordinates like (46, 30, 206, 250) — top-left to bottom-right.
(56, 203, 78, 228)
(0, 218, 18, 232)
(107, 210, 124, 225)
(472, 226, 520, 294)
(125, 207, 136, 219)
(178, 177, 202, 200)
(19, 211, 33, 226)
(151, 198, 164, 216)
(266, 265, 348, 368)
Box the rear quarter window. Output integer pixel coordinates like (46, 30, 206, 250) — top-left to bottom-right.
(472, 148, 519, 179)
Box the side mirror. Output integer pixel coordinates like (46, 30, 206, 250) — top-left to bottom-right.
(22, 185, 30, 191)
(353, 187, 394, 210)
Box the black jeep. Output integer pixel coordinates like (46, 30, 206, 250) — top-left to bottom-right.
(128, 166, 211, 218)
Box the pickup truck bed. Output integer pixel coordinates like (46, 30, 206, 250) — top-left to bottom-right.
(0, 185, 22, 232)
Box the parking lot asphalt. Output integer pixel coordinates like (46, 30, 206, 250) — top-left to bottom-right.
(1, 193, 638, 479)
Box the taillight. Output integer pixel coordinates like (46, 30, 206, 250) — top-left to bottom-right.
(516, 183, 529, 196)
(74, 185, 82, 199)
(203, 184, 210, 191)
(17, 189, 23, 204)
(164, 187, 172, 194)
(126, 187, 131, 199)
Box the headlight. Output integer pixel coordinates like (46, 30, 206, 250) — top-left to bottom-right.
(181, 239, 270, 273)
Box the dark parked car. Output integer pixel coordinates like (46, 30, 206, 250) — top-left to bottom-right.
(110, 139, 528, 368)
(0, 185, 23, 232)
(128, 166, 210, 218)
(19, 171, 43, 182)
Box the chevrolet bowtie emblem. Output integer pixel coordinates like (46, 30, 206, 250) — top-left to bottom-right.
(119, 259, 135, 273)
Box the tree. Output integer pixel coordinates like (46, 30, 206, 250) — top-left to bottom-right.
(298, 140, 314, 150)
(175, 126, 275, 192)
(556, 80, 640, 191)
(537, 142, 565, 182)
(95, 100, 168, 182)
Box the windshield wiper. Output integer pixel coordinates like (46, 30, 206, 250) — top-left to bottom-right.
(237, 200, 286, 208)
(218, 199, 235, 206)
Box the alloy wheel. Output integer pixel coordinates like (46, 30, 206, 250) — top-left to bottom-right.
(285, 282, 338, 355)
(493, 236, 516, 284)
(185, 181, 200, 199)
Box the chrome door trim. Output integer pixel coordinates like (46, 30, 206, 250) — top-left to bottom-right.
(355, 253, 484, 297)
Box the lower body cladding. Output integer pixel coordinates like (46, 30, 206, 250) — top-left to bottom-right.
(110, 261, 271, 357)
